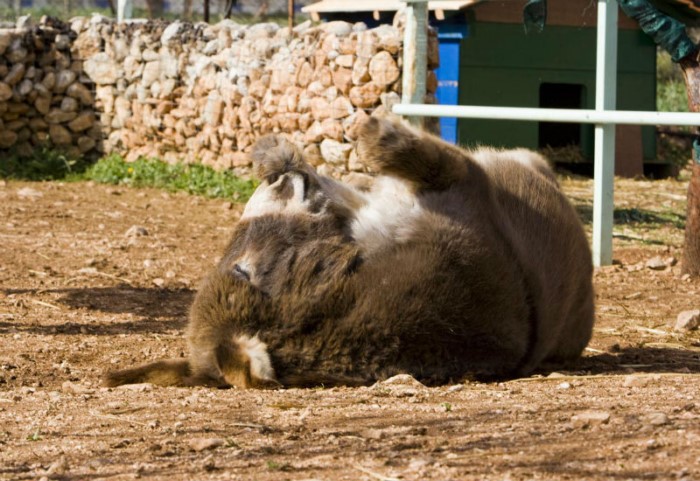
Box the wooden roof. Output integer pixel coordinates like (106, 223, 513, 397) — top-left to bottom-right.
(302, 0, 481, 14)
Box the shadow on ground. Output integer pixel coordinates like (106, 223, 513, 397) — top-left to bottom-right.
(573, 203, 686, 230)
(0, 286, 193, 335)
(551, 346, 700, 375)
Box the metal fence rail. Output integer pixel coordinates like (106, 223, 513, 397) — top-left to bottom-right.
(394, 0, 700, 267)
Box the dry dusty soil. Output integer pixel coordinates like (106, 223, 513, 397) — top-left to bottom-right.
(0, 175, 699, 481)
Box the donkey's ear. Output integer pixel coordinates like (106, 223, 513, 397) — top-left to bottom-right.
(250, 135, 305, 183)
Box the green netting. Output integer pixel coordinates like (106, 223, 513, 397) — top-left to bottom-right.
(521, 0, 697, 62)
(523, 0, 546, 34)
(648, 0, 700, 26)
(619, 0, 697, 61)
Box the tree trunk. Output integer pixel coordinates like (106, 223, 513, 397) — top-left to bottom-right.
(254, 0, 268, 20)
(680, 54, 700, 276)
(223, 0, 237, 19)
(146, 0, 165, 18)
(183, 0, 193, 20)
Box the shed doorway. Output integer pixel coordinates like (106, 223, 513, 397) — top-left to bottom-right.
(538, 82, 585, 150)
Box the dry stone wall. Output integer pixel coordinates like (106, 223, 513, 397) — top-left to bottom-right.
(0, 17, 102, 159)
(1, 15, 439, 177)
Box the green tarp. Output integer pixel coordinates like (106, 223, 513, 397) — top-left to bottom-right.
(522, 0, 698, 62)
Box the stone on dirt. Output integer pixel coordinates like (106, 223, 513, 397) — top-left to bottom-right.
(188, 438, 225, 452)
(645, 256, 667, 270)
(45, 456, 69, 476)
(16, 187, 43, 199)
(571, 410, 611, 428)
(125, 225, 149, 238)
(674, 310, 700, 331)
(645, 412, 670, 426)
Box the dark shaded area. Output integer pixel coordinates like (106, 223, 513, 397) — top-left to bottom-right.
(0, 287, 193, 335)
(571, 202, 686, 229)
(538, 83, 584, 150)
(57, 286, 194, 316)
(548, 346, 700, 375)
(0, 146, 95, 181)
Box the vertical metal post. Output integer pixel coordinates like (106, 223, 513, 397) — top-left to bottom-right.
(117, 0, 133, 22)
(592, 0, 618, 267)
(401, 0, 428, 127)
(288, 0, 295, 37)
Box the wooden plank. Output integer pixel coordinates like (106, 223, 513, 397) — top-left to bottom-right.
(302, 0, 478, 13)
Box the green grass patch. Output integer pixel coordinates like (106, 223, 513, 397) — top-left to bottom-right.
(0, 146, 91, 181)
(1, 147, 257, 202)
(82, 154, 258, 201)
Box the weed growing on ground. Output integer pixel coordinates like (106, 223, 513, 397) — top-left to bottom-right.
(1, 148, 257, 202)
(0, 146, 91, 181)
(82, 154, 258, 201)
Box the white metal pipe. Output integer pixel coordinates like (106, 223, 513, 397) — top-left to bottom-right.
(117, 0, 133, 22)
(592, 0, 618, 268)
(391, 104, 700, 126)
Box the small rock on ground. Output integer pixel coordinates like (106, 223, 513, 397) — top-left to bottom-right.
(645, 256, 667, 270)
(646, 412, 669, 426)
(675, 310, 700, 331)
(571, 410, 611, 428)
(125, 225, 149, 237)
(188, 438, 225, 452)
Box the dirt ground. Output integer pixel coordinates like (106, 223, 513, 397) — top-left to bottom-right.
(0, 175, 698, 481)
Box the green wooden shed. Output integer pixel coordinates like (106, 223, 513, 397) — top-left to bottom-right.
(304, 0, 660, 176)
(455, 0, 659, 177)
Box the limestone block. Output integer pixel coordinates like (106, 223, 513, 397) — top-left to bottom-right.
(295, 61, 313, 88)
(60, 96, 79, 112)
(320, 118, 344, 141)
(352, 57, 371, 85)
(34, 96, 51, 115)
(0, 82, 13, 101)
(335, 54, 354, 69)
(68, 111, 95, 133)
(84, 53, 119, 85)
(320, 138, 352, 165)
(18, 79, 32, 96)
(342, 108, 369, 141)
(55, 70, 77, 93)
(349, 82, 382, 109)
(142, 61, 162, 88)
(67, 82, 94, 105)
(4, 63, 25, 86)
(49, 124, 72, 145)
(374, 25, 401, 55)
(310, 97, 331, 121)
(330, 96, 353, 119)
(46, 109, 78, 124)
(0, 31, 12, 56)
(332, 67, 353, 95)
(369, 51, 399, 87)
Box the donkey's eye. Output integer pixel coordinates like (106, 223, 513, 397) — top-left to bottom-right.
(233, 264, 251, 282)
